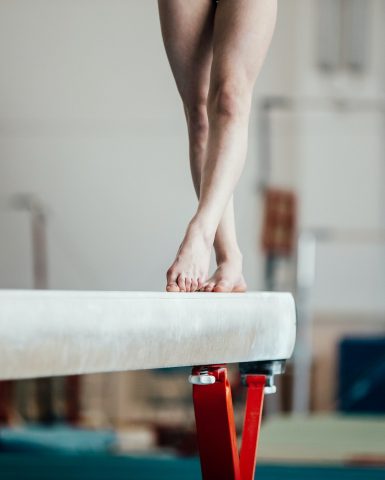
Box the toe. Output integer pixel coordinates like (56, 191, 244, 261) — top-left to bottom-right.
(204, 282, 215, 292)
(185, 277, 192, 292)
(190, 278, 198, 292)
(213, 280, 232, 292)
(197, 278, 205, 291)
(166, 267, 179, 292)
(177, 275, 186, 292)
(166, 283, 180, 292)
(232, 282, 247, 293)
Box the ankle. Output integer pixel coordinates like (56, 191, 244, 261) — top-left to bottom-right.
(215, 248, 243, 266)
(188, 217, 216, 246)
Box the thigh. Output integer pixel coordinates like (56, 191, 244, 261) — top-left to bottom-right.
(157, 0, 216, 103)
(211, 0, 277, 90)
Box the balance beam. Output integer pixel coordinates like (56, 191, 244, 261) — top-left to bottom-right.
(0, 290, 295, 380)
(0, 289, 296, 480)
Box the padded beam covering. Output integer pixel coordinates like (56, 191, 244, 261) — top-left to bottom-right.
(0, 290, 296, 380)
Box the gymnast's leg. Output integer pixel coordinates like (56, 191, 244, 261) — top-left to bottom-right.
(200, 0, 277, 293)
(159, 0, 277, 292)
(158, 1, 248, 293)
(158, 1, 245, 293)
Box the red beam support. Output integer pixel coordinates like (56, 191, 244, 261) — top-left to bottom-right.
(65, 375, 81, 424)
(192, 365, 266, 480)
(0, 380, 12, 425)
(193, 366, 241, 480)
(239, 375, 265, 480)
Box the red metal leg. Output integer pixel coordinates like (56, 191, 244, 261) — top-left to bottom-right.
(192, 366, 266, 480)
(193, 366, 241, 480)
(239, 375, 265, 480)
(0, 380, 12, 425)
(66, 375, 81, 424)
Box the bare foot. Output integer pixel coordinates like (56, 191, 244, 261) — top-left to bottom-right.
(166, 222, 212, 292)
(202, 256, 247, 293)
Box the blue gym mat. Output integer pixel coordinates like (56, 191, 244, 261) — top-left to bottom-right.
(0, 454, 385, 480)
(0, 426, 384, 479)
(0, 425, 115, 454)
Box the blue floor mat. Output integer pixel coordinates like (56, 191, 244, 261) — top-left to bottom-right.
(0, 454, 384, 480)
(0, 425, 115, 454)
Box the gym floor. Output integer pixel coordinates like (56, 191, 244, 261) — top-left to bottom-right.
(1, 415, 385, 480)
(1, 454, 385, 480)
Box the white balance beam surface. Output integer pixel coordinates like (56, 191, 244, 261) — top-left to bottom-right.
(0, 290, 296, 380)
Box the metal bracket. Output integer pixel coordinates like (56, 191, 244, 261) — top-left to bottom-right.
(240, 360, 286, 395)
(188, 369, 216, 385)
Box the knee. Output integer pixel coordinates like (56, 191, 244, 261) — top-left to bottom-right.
(184, 100, 209, 138)
(208, 80, 250, 120)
